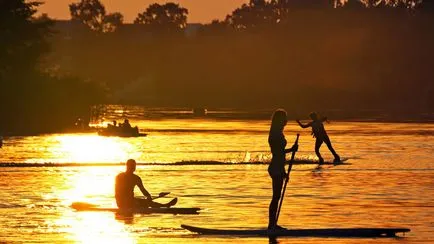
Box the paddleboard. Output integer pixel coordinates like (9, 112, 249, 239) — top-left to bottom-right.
(292, 158, 350, 165)
(311, 158, 350, 172)
(181, 224, 410, 237)
(71, 202, 200, 215)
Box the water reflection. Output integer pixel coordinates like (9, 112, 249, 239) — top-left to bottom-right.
(55, 167, 137, 242)
(62, 212, 135, 243)
(58, 167, 118, 204)
(54, 135, 131, 163)
(1, 121, 432, 167)
(115, 212, 134, 225)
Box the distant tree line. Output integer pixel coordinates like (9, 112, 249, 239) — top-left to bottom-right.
(2, 0, 434, 135)
(44, 0, 433, 118)
(69, 0, 188, 33)
(67, 0, 434, 33)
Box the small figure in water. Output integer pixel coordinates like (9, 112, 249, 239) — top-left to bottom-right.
(121, 119, 132, 133)
(296, 112, 340, 164)
(107, 120, 117, 131)
(268, 109, 298, 230)
(115, 159, 177, 211)
(122, 119, 131, 129)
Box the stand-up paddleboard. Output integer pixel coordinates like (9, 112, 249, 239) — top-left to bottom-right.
(181, 224, 410, 237)
(71, 202, 200, 215)
(311, 158, 350, 172)
(292, 158, 350, 165)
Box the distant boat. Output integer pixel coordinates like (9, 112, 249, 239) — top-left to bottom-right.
(192, 107, 207, 117)
(97, 129, 147, 137)
(98, 127, 148, 137)
(98, 121, 147, 137)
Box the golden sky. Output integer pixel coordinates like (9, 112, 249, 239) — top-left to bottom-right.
(38, 0, 248, 23)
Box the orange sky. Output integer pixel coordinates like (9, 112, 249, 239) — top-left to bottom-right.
(38, 0, 248, 23)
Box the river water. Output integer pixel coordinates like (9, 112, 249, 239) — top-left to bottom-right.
(0, 114, 433, 243)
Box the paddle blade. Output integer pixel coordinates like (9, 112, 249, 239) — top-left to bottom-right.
(158, 192, 170, 197)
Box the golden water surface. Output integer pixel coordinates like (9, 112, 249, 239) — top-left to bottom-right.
(0, 119, 433, 243)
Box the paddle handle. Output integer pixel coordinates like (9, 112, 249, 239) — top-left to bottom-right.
(276, 134, 299, 223)
(152, 192, 170, 200)
(138, 192, 170, 200)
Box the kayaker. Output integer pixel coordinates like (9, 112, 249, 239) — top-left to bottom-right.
(268, 109, 298, 230)
(115, 159, 177, 210)
(296, 112, 340, 164)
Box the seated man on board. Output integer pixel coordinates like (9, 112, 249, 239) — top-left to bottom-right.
(115, 159, 177, 210)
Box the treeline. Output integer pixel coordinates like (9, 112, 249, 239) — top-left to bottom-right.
(1, 0, 434, 135)
(46, 0, 433, 117)
(0, 1, 106, 135)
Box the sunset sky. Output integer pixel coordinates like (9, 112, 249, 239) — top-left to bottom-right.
(38, 0, 248, 23)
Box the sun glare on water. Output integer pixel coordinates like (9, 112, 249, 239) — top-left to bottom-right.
(54, 167, 136, 243)
(65, 213, 136, 243)
(55, 135, 131, 163)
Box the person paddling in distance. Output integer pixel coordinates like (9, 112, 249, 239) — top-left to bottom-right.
(296, 112, 340, 164)
(115, 159, 177, 211)
(268, 109, 298, 230)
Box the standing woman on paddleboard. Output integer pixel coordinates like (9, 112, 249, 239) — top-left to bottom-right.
(268, 109, 298, 230)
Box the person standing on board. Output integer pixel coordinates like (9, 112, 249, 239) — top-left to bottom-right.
(268, 109, 298, 230)
(296, 112, 340, 164)
(115, 159, 177, 210)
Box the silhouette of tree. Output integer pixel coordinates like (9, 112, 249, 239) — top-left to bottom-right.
(278, 0, 335, 8)
(69, 0, 123, 32)
(341, 0, 420, 8)
(103, 12, 124, 32)
(0, 0, 52, 78)
(225, 0, 280, 30)
(134, 3, 188, 32)
(0, 0, 106, 134)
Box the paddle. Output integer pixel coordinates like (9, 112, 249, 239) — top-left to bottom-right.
(152, 191, 170, 200)
(275, 134, 299, 223)
(136, 191, 171, 200)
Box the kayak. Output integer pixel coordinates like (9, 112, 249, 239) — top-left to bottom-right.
(71, 202, 200, 215)
(181, 224, 410, 237)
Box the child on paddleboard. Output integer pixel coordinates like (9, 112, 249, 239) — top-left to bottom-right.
(296, 112, 340, 164)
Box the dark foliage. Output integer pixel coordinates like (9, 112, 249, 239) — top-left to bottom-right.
(69, 0, 123, 33)
(0, 0, 106, 135)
